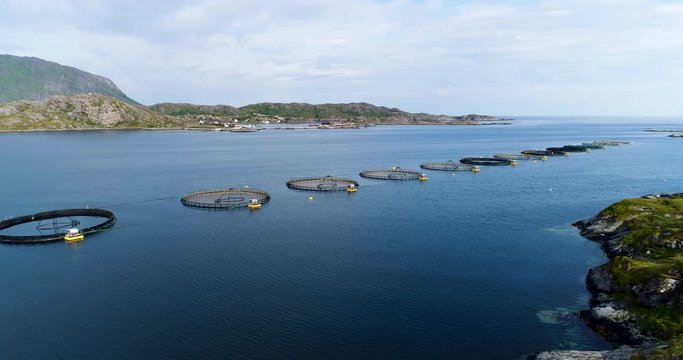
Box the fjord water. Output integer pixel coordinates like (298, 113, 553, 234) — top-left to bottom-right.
(1, 119, 681, 359)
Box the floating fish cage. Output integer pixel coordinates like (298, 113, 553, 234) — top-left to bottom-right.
(420, 160, 480, 172)
(359, 167, 427, 180)
(181, 188, 270, 209)
(592, 140, 632, 146)
(494, 153, 547, 161)
(564, 144, 594, 152)
(286, 176, 359, 192)
(522, 150, 568, 157)
(459, 157, 517, 166)
(547, 146, 589, 153)
(0, 208, 116, 243)
(580, 143, 606, 149)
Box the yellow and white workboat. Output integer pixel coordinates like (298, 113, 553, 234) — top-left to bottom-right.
(346, 184, 358, 193)
(64, 228, 84, 242)
(247, 199, 262, 209)
(418, 174, 429, 181)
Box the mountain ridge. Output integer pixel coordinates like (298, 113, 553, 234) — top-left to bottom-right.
(0, 54, 137, 104)
(149, 101, 507, 125)
(0, 54, 509, 130)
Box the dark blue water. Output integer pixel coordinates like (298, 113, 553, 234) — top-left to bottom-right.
(1, 119, 681, 359)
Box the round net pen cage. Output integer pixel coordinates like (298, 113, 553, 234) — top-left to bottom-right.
(420, 160, 480, 172)
(181, 188, 270, 209)
(564, 144, 594, 152)
(286, 176, 359, 192)
(547, 146, 589, 153)
(494, 153, 547, 161)
(593, 140, 632, 146)
(522, 150, 568, 157)
(581, 142, 606, 149)
(0, 208, 116, 244)
(359, 167, 426, 181)
(460, 157, 516, 166)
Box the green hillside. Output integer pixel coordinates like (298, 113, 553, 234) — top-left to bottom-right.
(151, 101, 506, 125)
(0, 94, 188, 131)
(0, 54, 137, 104)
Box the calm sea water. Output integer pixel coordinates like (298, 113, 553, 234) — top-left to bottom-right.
(1, 119, 681, 359)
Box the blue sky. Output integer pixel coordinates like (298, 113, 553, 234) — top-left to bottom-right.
(1, 0, 682, 116)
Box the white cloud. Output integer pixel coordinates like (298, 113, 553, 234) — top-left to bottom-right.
(0, 0, 682, 115)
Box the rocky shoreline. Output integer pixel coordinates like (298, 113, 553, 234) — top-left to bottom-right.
(531, 193, 683, 359)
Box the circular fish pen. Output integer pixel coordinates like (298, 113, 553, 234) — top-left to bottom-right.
(181, 188, 270, 209)
(494, 153, 547, 161)
(420, 160, 480, 172)
(593, 140, 632, 146)
(581, 142, 606, 149)
(286, 176, 359, 192)
(522, 150, 568, 157)
(547, 146, 589, 153)
(0, 208, 116, 244)
(564, 145, 593, 152)
(459, 157, 516, 166)
(359, 167, 426, 181)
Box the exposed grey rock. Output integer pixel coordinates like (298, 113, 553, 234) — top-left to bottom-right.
(635, 278, 680, 309)
(531, 345, 637, 360)
(0, 105, 19, 117)
(587, 264, 620, 293)
(573, 216, 623, 241)
(581, 304, 650, 344)
(591, 306, 630, 322)
(573, 217, 630, 256)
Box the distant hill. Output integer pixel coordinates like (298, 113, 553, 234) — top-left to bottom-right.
(150, 101, 507, 125)
(0, 54, 137, 104)
(0, 94, 189, 131)
(148, 103, 239, 116)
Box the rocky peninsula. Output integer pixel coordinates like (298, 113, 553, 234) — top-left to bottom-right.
(1, 54, 511, 131)
(533, 193, 683, 359)
(0, 94, 510, 131)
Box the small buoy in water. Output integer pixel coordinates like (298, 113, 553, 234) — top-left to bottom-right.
(308, 196, 314, 200)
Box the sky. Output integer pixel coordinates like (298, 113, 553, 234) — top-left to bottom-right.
(1, 0, 683, 116)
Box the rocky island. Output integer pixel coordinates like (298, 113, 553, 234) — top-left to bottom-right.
(0, 94, 511, 131)
(0, 54, 510, 131)
(534, 193, 683, 359)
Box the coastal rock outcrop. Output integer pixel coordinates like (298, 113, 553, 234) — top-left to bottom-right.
(538, 193, 683, 358)
(0, 94, 189, 130)
(530, 345, 639, 360)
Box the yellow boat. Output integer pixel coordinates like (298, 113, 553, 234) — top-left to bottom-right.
(472, 167, 481, 172)
(418, 174, 429, 181)
(64, 228, 84, 242)
(346, 184, 358, 193)
(247, 199, 262, 209)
